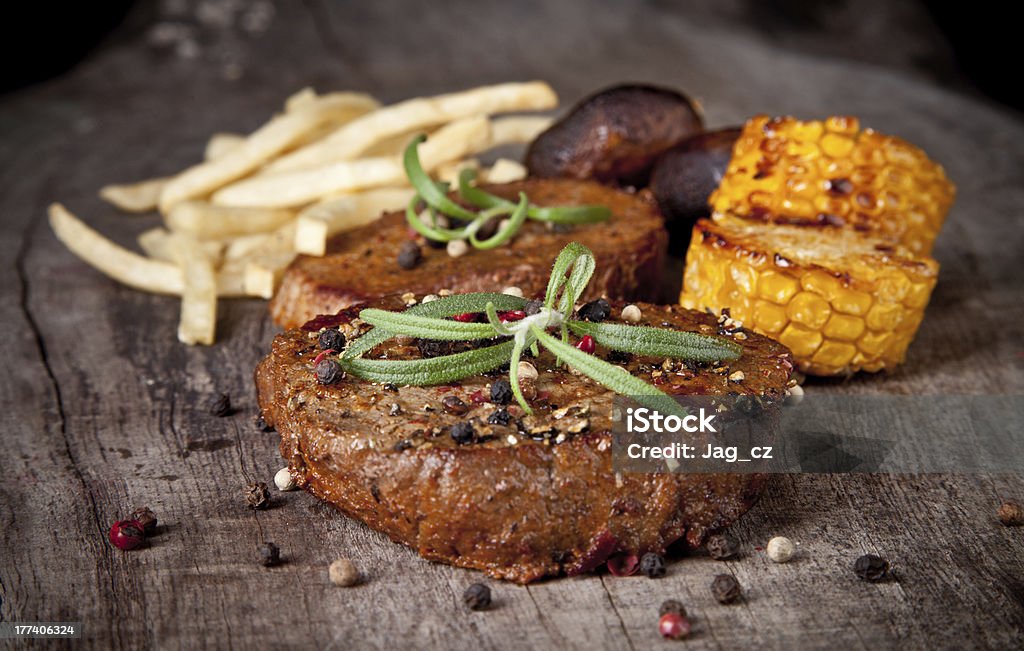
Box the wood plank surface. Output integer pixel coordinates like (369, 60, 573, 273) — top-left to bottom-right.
(0, 1, 1021, 649)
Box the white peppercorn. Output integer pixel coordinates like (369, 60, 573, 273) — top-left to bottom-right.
(766, 536, 795, 563)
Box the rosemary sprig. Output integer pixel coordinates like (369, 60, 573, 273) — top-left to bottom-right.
(402, 136, 611, 250)
(334, 243, 742, 418)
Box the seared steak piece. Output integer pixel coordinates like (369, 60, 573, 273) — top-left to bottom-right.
(255, 296, 794, 583)
(270, 179, 667, 328)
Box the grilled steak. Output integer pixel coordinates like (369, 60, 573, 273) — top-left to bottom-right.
(270, 179, 668, 328)
(255, 296, 794, 583)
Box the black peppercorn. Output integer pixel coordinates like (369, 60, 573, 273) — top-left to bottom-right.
(706, 533, 739, 560)
(450, 421, 476, 445)
(318, 328, 346, 352)
(383, 383, 399, 392)
(417, 338, 454, 358)
(711, 574, 742, 603)
(640, 552, 666, 578)
(853, 554, 890, 582)
(490, 378, 513, 405)
(209, 393, 233, 417)
(487, 408, 511, 426)
(397, 241, 423, 269)
(659, 599, 687, 618)
(259, 542, 281, 567)
(245, 482, 271, 510)
(463, 583, 492, 611)
(524, 299, 544, 316)
(606, 350, 632, 364)
(576, 298, 611, 322)
(442, 395, 469, 415)
(131, 507, 158, 535)
(315, 359, 344, 385)
(393, 439, 413, 451)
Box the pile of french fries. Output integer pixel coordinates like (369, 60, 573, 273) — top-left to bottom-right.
(48, 82, 557, 344)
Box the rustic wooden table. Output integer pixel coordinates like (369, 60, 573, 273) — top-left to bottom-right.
(1, 1, 1022, 649)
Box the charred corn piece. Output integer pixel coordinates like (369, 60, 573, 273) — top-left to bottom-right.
(710, 115, 955, 255)
(681, 217, 938, 376)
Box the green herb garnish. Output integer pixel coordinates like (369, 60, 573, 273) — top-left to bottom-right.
(403, 136, 611, 249)
(336, 243, 742, 417)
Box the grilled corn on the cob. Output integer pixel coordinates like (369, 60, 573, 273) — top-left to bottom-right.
(710, 115, 955, 255)
(681, 216, 938, 376)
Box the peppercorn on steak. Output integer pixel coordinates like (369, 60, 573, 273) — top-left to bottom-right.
(255, 295, 794, 583)
(270, 179, 667, 328)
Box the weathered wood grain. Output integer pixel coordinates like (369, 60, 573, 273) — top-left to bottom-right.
(0, 1, 1022, 649)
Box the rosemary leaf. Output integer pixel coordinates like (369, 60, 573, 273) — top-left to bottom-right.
(341, 340, 515, 385)
(457, 169, 610, 224)
(360, 309, 500, 341)
(343, 293, 526, 359)
(531, 326, 689, 418)
(567, 321, 742, 362)
(403, 135, 477, 221)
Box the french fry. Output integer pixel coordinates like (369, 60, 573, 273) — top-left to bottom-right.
(48, 203, 244, 297)
(488, 115, 553, 147)
(284, 87, 318, 112)
(263, 81, 557, 174)
(294, 187, 416, 256)
(172, 236, 217, 345)
(158, 92, 380, 212)
(204, 133, 245, 161)
(165, 201, 295, 240)
(138, 227, 223, 264)
(435, 158, 480, 185)
(243, 250, 298, 299)
(223, 221, 297, 262)
(482, 158, 528, 183)
(99, 177, 172, 214)
(212, 115, 491, 208)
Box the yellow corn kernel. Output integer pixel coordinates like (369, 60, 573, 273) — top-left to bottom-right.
(811, 341, 857, 371)
(759, 271, 800, 304)
(823, 313, 866, 341)
(753, 300, 789, 334)
(778, 323, 824, 359)
(787, 292, 831, 330)
(831, 288, 873, 316)
(866, 302, 904, 331)
(821, 133, 855, 158)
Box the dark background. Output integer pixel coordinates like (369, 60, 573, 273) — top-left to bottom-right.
(2, 0, 1018, 111)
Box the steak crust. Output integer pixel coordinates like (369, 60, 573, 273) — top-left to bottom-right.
(256, 296, 794, 583)
(270, 179, 667, 328)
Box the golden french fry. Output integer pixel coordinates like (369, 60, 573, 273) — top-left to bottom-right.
(212, 116, 491, 208)
(243, 250, 298, 299)
(294, 187, 415, 256)
(223, 221, 297, 262)
(284, 87, 317, 112)
(98, 177, 172, 214)
(204, 133, 245, 161)
(48, 203, 244, 297)
(165, 200, 294, 240)
(488, 115, 553, 147)
(435, 158, 480, 185)
(138, 227, 223, 264)
(158, 92, 380, 212)
(482, 158, 528, 183)
(263, 82, 557, 174)
(172, 236, 217, 345)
